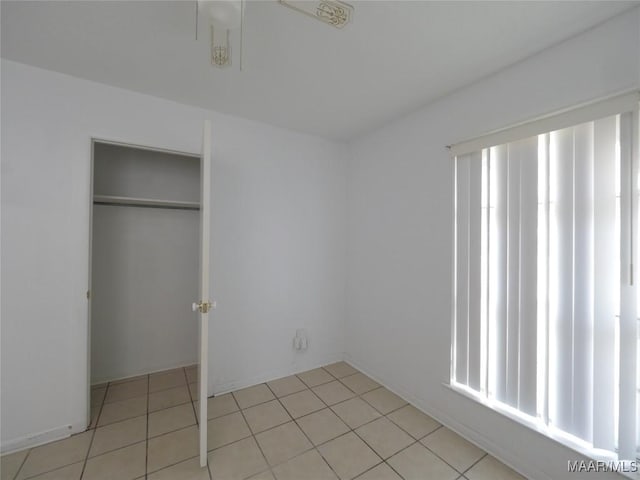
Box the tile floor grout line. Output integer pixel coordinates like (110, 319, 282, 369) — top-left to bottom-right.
(419, 432, 478, 476)
(203, 430, 306, 476)
(231, 391, 277, 412)
(76, 421, 204, 476)
(145, 453, 205, 477)
(356, 387, 408, 417)
(90, 411, 149, 431)
(311, 376, 358, 397)
(326, 393, 388, 432)
(98, 385, 192, 427)
(91, 381, 108, 429)
(7, 365, 510, 480)
(351, 421, 410, 475)
(18, 459, 86, 480)
(85, 438, 148, 464)
(281, 397, 326, 422)
(281, 392, 327, 415)
(147, 420, 208, 441)
(416, 423, 444, 442)
(148, 398, 192, 415)
(182, 367, 199, 427)
(103, 365, 193, 387)
(315, 428, 382, 480)
(180, 367, 210, 477)
(145, 436, 207, 475)
(231, 388, 273, 474)
(16, 370, 241, 478)
(310, 445, 350, 480)
(384, 410, 442, 442)
(10, 447, 31, 480)
(326, 406, 382, 434)
(327, 379, 448, 480)
(461, 452, 489, 475)
(238, 384, 356, 427)
(264, 374, 384, 480)
(351, 381, 492, 476)
(350, 460, 387, 480)
(236, 381, 329, 412)
(79, 380, 110, 479)
(351, 420, 412, 462)
(265, 375, 308, 399)
(103, 379, 188, 406)
(265, 443, 318, 474)
(147, 378, 191, 396)
(236, 383, 399, 448)
(294, 368, 337, 389)
(368, 439, 419, 480)
(336, 382, 380, 398)
(266, 381, 317, 441)
(186, 368, 197, 402)
(260, 372, 474, 478)
(250, 381, 337, 477)
(270, 382, 335, 441)
(209, 412, 359, 456)
(370, 400, 410, 417)
(383, 458, 409, 480)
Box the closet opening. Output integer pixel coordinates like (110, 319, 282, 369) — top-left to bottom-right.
(87, 139, 201, 424)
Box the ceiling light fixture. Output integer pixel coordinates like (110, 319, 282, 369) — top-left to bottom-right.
(279, 0, 353, 29)
(198, 0, 243, 68)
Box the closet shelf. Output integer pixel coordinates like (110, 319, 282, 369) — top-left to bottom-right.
(93, 195, 200, 210)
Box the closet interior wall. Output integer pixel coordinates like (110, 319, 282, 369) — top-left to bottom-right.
(90, 142, 200, 385)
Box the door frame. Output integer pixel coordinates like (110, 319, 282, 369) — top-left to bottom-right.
(86, 137, 203, 425)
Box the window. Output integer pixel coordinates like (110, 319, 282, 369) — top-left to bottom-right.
(451, 92, 639, 463)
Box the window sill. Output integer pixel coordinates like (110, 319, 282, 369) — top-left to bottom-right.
(443, 382, 638, 479)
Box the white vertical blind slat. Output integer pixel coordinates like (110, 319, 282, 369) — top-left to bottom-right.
(618, 111, 638, 461)
(592, 116, 618, 451)
(572, 122, 595, 442)
(515, 136, 538, 416)
(506, 144, 521, 408)
(468, 152, 483, 391)
(549, 127, 575, 433)
(490, 145, 509, 402)
(537, 133, 551, 425)
(455, 154, 471, 385)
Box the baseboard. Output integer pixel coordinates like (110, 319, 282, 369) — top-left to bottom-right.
(91, 361, 198, 386)
(343, 355, 551, 480)
(0, 420, 86, 455)
(211, 354, 344, 396)
(2, 356, 348, 455)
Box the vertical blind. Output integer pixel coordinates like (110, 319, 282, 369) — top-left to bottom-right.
(451, 93, 639, 462)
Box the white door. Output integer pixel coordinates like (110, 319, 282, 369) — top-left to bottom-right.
(192, 120, 213, 467)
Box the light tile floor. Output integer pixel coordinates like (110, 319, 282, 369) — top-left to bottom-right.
(1, 363, 526, 480)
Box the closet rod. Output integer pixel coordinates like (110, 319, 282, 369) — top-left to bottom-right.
(94, 201, 200, 211)
(93, 195, 200, 211)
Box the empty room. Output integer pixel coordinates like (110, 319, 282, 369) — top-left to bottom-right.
(1, 1, 639, 479)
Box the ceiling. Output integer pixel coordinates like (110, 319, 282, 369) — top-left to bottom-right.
(1, 1, 638, 140)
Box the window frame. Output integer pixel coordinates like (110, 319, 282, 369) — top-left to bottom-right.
(448, 91, 640, 474)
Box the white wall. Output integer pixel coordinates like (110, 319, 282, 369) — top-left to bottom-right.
(0, 60, 347, 451)
(346, 8, 640, 480)
(91, 205, 200, 383)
